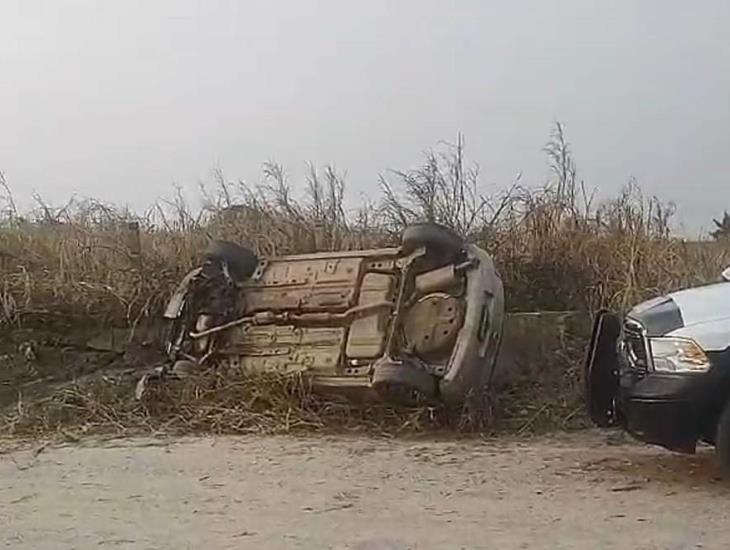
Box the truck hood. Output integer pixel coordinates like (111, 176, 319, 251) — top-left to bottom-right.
(628, 281, 730, 351)
(667, 282, 730, 327)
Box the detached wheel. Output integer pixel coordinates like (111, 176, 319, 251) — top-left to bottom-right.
(204, 240, 259, 282)
(371, 358, 437, 406)
(715, 401, 730, 476)
(401, 223, 464, 257)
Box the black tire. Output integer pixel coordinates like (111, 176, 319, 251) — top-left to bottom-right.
(401, 223, 464, 257)
(716, 400, 730, 476)
(371, 358, 437, 406)
(204, 240, 259, 282)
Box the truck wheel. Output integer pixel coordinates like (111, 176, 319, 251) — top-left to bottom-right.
(715, 401, 730, 476)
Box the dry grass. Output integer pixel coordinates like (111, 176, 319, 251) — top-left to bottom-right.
(0, 317, 589, 439)
(1, 372, 454, 439)
(1, 358, 586, 440)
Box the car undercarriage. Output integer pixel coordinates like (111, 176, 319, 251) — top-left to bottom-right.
(140, 223, 505, 406)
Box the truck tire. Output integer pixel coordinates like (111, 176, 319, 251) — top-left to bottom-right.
(204, 240, 259, 282)
(716, 401, 730, 476)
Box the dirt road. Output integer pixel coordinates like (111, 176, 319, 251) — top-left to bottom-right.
(1, 430, 728, 549)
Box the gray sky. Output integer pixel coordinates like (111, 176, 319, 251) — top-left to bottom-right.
(1, 0, 729, 234)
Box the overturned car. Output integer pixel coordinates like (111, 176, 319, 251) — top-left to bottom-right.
(586, 267, 730, 472)
(147, 223, 505, 405)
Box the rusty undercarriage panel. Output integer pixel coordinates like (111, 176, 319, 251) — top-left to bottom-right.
(221, 325, 346, 374)
(213, 252, 401, 377)
(346, 272, 396, 360)
(241, 257, 364, 313)
(220, 269, 397, 375)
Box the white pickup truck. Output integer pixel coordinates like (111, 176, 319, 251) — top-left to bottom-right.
(586, 267, 730, 472)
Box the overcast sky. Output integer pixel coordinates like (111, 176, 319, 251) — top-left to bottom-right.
(1, 1, 729, 234)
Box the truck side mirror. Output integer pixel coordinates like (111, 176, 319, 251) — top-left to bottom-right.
(723, 267, 730, 282)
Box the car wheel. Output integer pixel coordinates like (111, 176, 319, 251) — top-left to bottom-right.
(715, 400, 730, 476)
(401, 223, 464, 257)
(204, 240, 259, 282)
(371, 358, 437, 406)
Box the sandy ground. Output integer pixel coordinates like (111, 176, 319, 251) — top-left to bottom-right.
(1, 430, 729, 550)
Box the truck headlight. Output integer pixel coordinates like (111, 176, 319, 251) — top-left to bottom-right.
(649, 337, 710, 373)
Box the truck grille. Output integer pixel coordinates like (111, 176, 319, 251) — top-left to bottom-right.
(622, 319, 650, 371)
